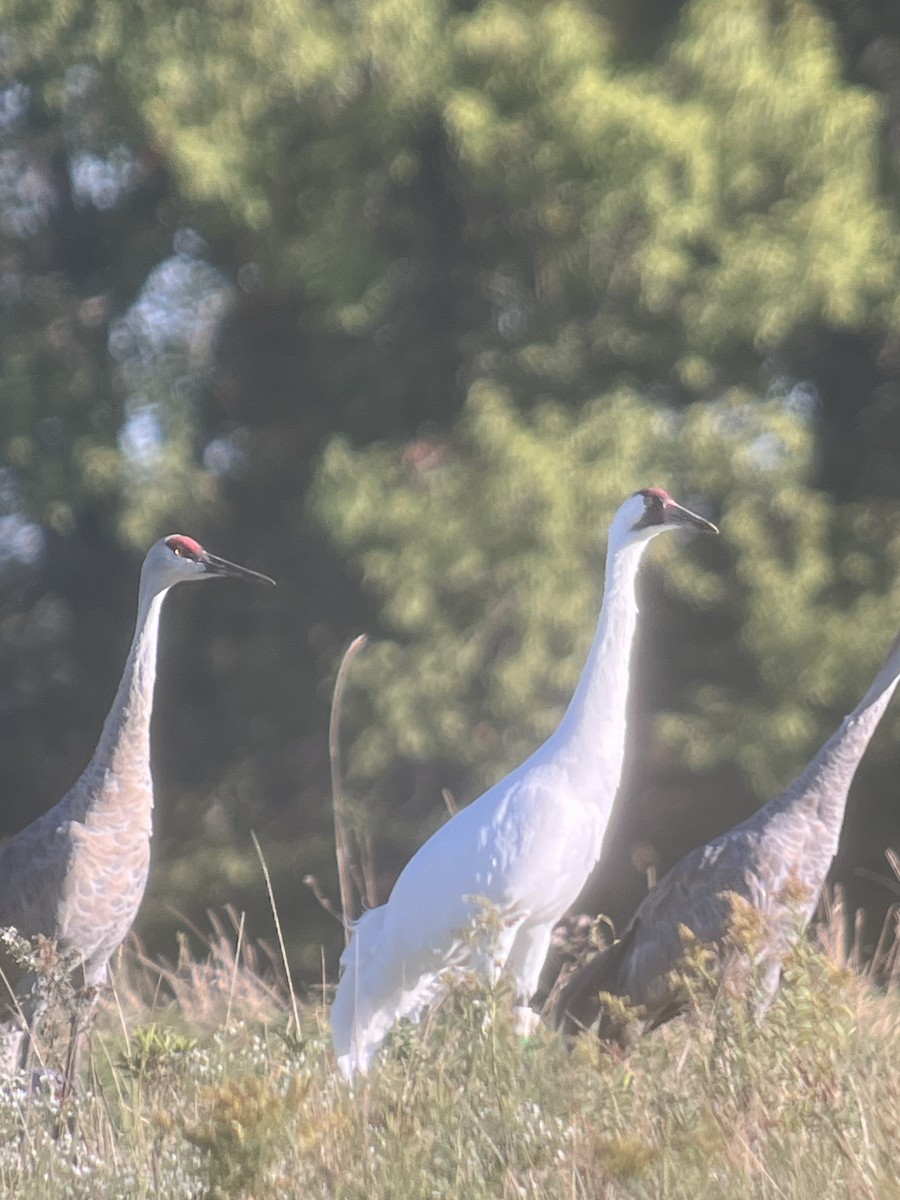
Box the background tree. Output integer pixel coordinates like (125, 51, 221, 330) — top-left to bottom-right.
(0, 0, 899, 975)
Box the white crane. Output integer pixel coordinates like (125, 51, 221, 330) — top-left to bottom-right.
(331, 488, 718, 1078)
(555, 627, 900, 1043)
(0, 534, 274, 1079)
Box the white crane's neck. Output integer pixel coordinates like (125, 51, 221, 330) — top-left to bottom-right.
(770, 640, 900, 839)
(85, 582, 169, 830)
(548, 535, 648, 785)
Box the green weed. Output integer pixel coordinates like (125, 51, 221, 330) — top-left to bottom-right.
(0, 905, 897, 1199)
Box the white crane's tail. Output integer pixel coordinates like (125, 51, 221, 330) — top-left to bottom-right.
(330, 905, 445, 1080)
(331, 906, 388, 1078)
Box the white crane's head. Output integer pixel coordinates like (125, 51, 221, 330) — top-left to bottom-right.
(609, 487, 718, 551)
(141, 534, 276, 596)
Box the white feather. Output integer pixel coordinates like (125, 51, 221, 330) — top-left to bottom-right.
(331, 490, 715, 1077)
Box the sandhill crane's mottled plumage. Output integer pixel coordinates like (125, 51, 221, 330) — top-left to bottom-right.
(555, 628, 900, 1042)
(0, 535, 274, 1073)
(331, 489, 717, 1079)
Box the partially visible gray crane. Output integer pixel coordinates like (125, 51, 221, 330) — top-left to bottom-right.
(555, 627, 900, 1042)
(0, 534, 274, 1081)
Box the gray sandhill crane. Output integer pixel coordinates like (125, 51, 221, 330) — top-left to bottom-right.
(331, 488, 717, 1078)
(555, 626, 900, 1043)
(0, 534, 274, 1078)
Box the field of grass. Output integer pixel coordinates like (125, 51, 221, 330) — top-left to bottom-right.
(1, 900, 899, 1200)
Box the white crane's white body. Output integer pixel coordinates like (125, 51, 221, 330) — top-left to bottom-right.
(331, 490, 716, 1078)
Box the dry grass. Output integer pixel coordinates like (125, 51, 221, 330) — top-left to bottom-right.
(0, 900, 898, 1199)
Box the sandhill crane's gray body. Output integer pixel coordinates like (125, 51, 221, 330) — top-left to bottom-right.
(0, 535, 273, 1073)
(555, 629, 900, 1042)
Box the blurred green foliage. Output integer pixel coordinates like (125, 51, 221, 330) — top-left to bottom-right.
(1, 0, 900, 973)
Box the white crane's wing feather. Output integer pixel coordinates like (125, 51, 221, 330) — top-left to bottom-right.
(375, 760, 605, 951)
(332, 763, 603, 1074)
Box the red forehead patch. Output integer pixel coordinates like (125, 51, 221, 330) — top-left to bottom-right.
(638, 487, 672, 503)
(165, 534, 204, 560)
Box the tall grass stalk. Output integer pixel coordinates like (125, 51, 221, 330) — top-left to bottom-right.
(0, 899, 896, 1199)
(251, 831, 301, 1039)
(328, 633, 368, 938)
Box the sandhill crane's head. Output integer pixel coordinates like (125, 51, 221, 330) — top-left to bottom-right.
(610, 488, 718, 550)
(141, 535, 276, 594)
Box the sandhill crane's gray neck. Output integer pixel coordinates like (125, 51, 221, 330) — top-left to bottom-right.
(770, 636, 900, 839)
(551, 537, 648, 784)
(87, 584, 169, 832)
